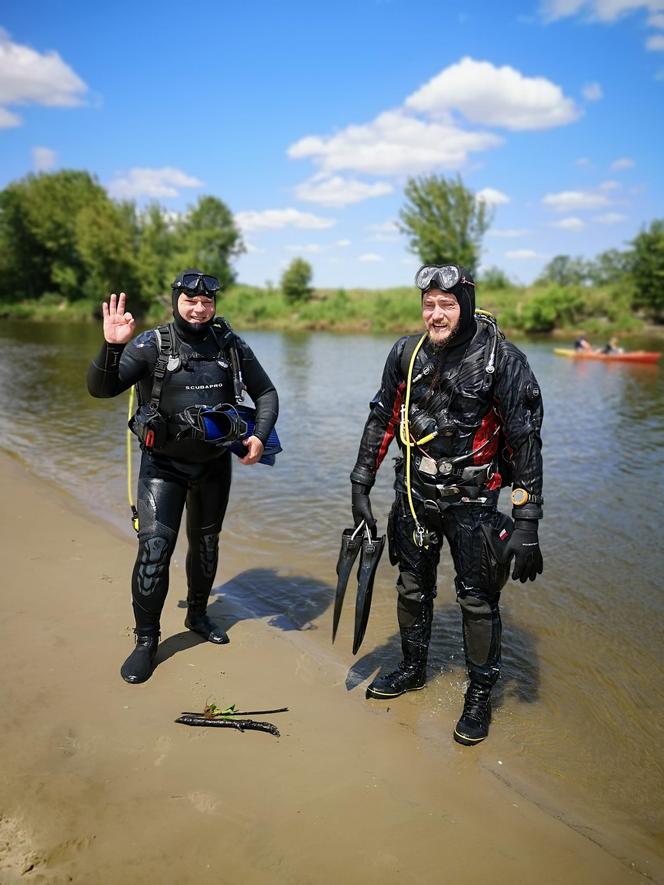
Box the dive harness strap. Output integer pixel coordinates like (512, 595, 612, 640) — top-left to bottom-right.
(133, 318, 245, 449)
(399, 311, 502, 392)
(399, 311, 504, 548)
(126, 318, 246, 531)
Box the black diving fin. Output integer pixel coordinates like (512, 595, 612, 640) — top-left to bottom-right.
(352, 527, 386, 655)
(332, 524, 364, 643)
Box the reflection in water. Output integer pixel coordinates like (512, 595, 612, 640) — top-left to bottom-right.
(0, 320, 663, 862)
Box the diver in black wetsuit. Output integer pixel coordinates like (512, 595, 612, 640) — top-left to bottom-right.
(87, 270, 278, 684)
(350, 265, 543, 745)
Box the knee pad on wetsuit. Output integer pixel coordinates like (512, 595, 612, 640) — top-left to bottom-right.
(192, 531, 219, 580)
(135, 535, 175, 598)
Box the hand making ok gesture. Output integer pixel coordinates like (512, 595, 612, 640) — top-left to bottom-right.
(102, 292, 136, 345)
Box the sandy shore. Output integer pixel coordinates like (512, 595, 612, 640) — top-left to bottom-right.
(0, 450, 654, 885)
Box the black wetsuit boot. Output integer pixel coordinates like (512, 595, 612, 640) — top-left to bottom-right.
(366, 598, 433, 699)
(454, 679, 492, 745)
(185, 604, 229, 643)
(121, 629, 160, 684)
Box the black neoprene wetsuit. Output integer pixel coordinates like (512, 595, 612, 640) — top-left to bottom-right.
(350, 316, 543, 685)
(87, 321, 278, 632)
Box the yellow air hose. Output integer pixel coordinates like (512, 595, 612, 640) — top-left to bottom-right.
(399, 333, 429, 545)
(127, 386, 139, 532)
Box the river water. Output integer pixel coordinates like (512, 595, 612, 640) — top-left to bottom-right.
(1, 319, 663, 870)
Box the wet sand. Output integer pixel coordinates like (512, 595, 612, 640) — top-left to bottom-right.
(0, 450, 656, 884)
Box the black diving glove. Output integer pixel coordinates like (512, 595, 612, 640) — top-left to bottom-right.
(507, 519, 543, 583)
(351, 483, 376, 536)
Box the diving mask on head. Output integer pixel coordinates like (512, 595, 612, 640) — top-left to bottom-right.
(172, 272, 221, 296)
(415, 265, 475, 293)
(171, 268, 220, 337)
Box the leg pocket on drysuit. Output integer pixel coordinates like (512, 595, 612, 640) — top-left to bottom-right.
(479, 511, 513, 594)
(387, 502, 400, 566)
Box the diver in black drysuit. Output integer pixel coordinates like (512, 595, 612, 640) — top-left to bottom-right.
(87, 271, 278, 684)
(350, 266, 543, 745)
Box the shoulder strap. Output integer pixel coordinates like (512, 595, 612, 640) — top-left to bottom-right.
(212, 317, 245, 403)
(400, 335, 424, 380)
(148, 324, 173, 411)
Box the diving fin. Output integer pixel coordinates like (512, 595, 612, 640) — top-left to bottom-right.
(332, 525, 364, 643)
(228, 405, 283, 466)
(353, 530, 386, 655)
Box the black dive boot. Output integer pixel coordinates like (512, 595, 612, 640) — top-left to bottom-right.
(121, 630, 160, 684)
(366, 598, 433, 699)
(185, 605, 229, 644)
(453, 680, 492, 745)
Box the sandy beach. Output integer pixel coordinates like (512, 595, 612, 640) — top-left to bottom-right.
(0, 449, 656, 885)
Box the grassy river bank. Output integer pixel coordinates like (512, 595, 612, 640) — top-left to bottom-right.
(2, 281, 661, 340)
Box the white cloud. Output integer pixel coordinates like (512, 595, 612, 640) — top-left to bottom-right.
(542, 1, 664, 23)
(405, 56, 579, 130)
(108, 166, 203, 200)
(648, 11, 664, 25)
(32, 146, 57, 171)
(244, 241, 264, 254)
(365, 219, 400, 242)
(359, 253, 383, 263)
(599, 179, 620, 191)
(551, 216, 586, 229)
(487, 227, 530, 237)
(0, 29, 87, 127)
(288, 109, 502, 176)
(594, 212, 628, 223)
(336, 239, 352, 247)
(367, 220, 399, 234)
(285, 243, 323, 254)
(505, 249, 539, 259)
(582, 81, 604, 100)
(542, 188, 612, 211)
(294, 174, 392, 207)
(0, 107, 20, 127)
(476, 187, 510, 206)
(646, 33, 664, 48)
(287, 57, 577, 181)
(575, 156, 592, 166)
(235, 208, 335, 232)
(610, 156, 635, 171)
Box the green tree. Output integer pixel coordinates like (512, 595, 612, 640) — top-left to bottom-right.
(281, 258, 313, 303)
(0, 170, 108, 300)
(76, 197, 141, 303)
(630, 219, 664, 321)
(173, 196, 244, 289)
(480, 266, 512, 289)
(137, 203, 179, 305)
(398, 174, 492, 272)
(587, 248, 633, 287)
(520, 286, 585, 332)
(536, 255, 592, 287)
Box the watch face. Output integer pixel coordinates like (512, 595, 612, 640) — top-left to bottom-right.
(512, 489, 529, 506)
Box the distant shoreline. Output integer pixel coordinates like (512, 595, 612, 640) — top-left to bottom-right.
(1, 284, 663, 340)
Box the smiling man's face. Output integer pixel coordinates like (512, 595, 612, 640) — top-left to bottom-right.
(422, 288, 460, 345)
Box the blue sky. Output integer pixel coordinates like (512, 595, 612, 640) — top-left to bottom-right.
(1, 0, 663, 288)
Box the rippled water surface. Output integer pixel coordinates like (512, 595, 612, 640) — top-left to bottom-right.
(1, 320, 663, 865)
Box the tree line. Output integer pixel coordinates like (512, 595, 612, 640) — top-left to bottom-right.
(0, 169, 662, 324)
(0, 170, 244, 311)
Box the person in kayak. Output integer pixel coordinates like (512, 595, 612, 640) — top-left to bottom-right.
(601, 337, 623, 355)
(574, 333, 593, 352)
(87, 270, 279, 684)
(349, 265, 544, 745)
